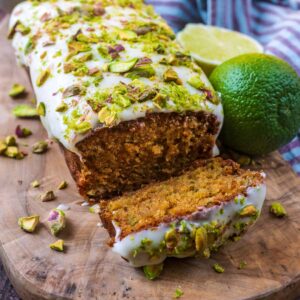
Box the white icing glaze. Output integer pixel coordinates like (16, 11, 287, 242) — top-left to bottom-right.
(56, 203, 71, 211)
(9, 1, 223, 154)
(112, 177, 266, 267)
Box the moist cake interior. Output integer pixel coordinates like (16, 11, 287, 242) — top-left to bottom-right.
(100, 158, 264, 238)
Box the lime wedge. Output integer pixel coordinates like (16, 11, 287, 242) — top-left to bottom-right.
(177, 24, 263, 75)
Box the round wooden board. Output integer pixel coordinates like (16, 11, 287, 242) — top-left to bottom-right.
(1, 16, 300, 300)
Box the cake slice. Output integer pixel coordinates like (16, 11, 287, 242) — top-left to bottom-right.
(9, 0, 223, 200)
(100, 157, 266, 272)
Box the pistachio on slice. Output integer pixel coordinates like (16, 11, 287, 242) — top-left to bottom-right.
(143, 263, 164, 280)
(47, 209, 66, 236)
(98, 107, 117, 126)
(32, 140, 48, 154)
(15, 22, 31, 35)
(109, 58, 138, 73)
(213, 263, 225, 274)
(15, 125, 32, 138)
(0, 141, 7, 155)
(7, 20, 20, 39)
(76, 121, 92, 134)
(9, 83, 26, 98)
(55, 102, 68, 112)
(62, 84, 81, 98)
(49, 239, 64, 252)
(40, 190, 56, 202)
(31, 180, 40, 188)
(163, 68, 182, 85)
(57, 181, 68, 190)
(12, 104, 38, 118)
(195, 227, 208, 253)
(269, 202, 287, 218)
(18, 215, 40, 233)
(5, 135, 16, 146)
(187, 75, 205, 90)
(36, 69, 50, 87)
(37, 102, 46, 116)
(239, 205, 257, 217)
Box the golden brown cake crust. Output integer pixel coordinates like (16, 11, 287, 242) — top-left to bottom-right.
(64, 111, 220, 201)
(100, 158, 264, 240)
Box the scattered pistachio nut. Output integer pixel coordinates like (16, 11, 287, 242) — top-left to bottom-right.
(109, 58, 138, 73)
(118, 30, 137, 41)
(239, 205, 257, 217)
(143, 263, 164, 280)
(5, 135, 16, 146)
(49, 239, 64, 252)
(213, 263, 225, 273)
(18, 215, 39, 233)
(163, 68, 182, 85)
(5, 146, 24, 159)
(12, 104, 38, 118)
(89, 204, 100, 214)
(269, 201, 287, 218)
(32, 140, 48, 154)
(36, 69, 50, 87)
(9, 83, 26, 97)
(15, 125, 32, 138)
(0, 141, 7, 155)
(238, 260, 247, 269)
(31, 180, 40, 188)
(37, 102, 46, 116)
(47, 209, 66, 236)
(40, 190, 55, 202)
(174, 287, 184, 299)
(58, 181, 68, 190)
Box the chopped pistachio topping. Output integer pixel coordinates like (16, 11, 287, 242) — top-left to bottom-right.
(58, 180, 68, 190)
(31, 180, 40, 188)
(32, 140, 48, 154)
(62, 84, 82, 98)
(36, 69, 50, 87)
(40, 190, 56, 202)
(15, 22, 31, 35)
(143, 263, 164, 280)
(5, 136, 17, 146)
(195, 227, 208, 254)
(118, 29, 137, 41)
(50, 239, 64, 252)
(187, 75, 205, 90)
(12, 104, 38, 118)
(9, 84, 26, 97)
(98, 106, 118, 126)
(109, 58, 138, 73)
(213, 263, 225, 273)
(174, 288, 184, 299)
(269, 202, 287, 218)
(55, 102, 68, 112)
(163, 68, 182, 85)
(18, 215, 39, 233)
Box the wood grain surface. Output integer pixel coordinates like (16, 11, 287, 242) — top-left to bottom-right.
(0, 16, 300, 300)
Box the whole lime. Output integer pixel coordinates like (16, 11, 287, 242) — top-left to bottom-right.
(209, 53, 300, 155)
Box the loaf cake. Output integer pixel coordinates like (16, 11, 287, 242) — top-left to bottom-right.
(9, 0, 223, 200)
(100, 158, 266, 268)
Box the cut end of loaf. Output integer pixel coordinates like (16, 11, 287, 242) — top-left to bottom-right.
(65, 111, 220, 200)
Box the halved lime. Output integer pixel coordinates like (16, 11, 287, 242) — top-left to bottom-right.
(177, 24, 263, 75)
